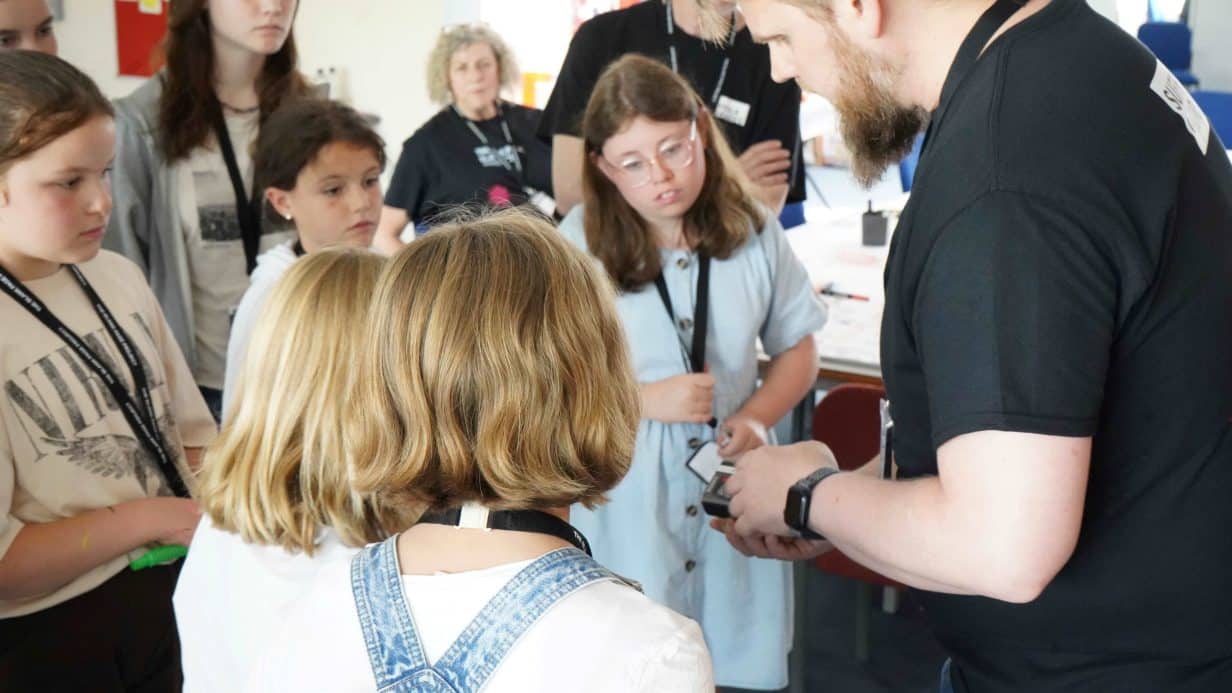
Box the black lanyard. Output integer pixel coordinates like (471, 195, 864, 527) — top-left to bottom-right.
(665, 1, 736, 109)
(0, 265, 189, 498)
(417, 508, 592, 557)
(920, 0, 1023, 159)
(454, 104, 526, 182)
(210, 102, 262, 275)
(653, 252, 717, 428)
(653, 252, 710, 375)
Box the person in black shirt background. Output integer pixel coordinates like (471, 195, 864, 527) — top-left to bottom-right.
(540, 0, 803, 216)
(374, 24, 553, 253)
(710, 1, 1232, 692)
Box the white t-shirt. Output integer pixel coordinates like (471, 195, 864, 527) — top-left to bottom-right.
(220, 240, 299, 418)
(174, 517, 358, 693)
(176, 111, 292, 390)
(0, 251, 216, 618)
(246, 552, 714, 692)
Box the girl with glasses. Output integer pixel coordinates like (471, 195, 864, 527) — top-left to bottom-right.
(558, 54, 826, 692)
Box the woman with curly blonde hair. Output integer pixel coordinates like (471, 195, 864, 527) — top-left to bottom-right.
(173, 246, 388, 693)
(373, 24, 554, 252)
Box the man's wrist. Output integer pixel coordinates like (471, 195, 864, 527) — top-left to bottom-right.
(784, 467, 841, 539)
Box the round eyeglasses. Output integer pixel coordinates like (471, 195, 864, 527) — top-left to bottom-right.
(601, 120, 698, 188)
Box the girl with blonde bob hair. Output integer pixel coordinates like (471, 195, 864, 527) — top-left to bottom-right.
(247, 209, 715, 692)
(174, 247, 387, 693)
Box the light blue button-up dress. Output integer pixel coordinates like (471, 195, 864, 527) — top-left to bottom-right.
(559, 207, 827, 690)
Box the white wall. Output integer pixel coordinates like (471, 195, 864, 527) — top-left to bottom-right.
(54, 1, 147, 99)
(480, 0, 573, 77)
(293, 1, 444, 156)
(1191, 0, 1232, 91)
(56, 1, 449, 171)
(1088, 0, 1121, 23)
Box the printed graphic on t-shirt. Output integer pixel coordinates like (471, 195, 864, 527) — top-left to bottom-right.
(193, 169, 243, 243)
(473, 144, 521, 171)
(4, 313, 178, 497)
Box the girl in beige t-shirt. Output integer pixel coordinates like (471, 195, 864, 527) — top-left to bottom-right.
(0, 52, 216, 690)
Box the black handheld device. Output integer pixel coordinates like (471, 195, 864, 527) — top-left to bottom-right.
(702, 462, 737, 518)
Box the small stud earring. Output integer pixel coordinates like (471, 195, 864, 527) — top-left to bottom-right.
(284, 213, 293, 221)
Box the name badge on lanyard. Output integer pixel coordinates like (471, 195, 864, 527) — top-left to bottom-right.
(714, 95, 751, 127)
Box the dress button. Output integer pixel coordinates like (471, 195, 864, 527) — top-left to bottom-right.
(679, 317, 693, 330)
(686, 505, 699, 517)
(676, 256, 690, 269)
(685, 560, 697, 572)
(688, 437, 701, 450)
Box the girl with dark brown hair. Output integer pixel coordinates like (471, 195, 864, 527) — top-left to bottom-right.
(558, 54, 826, 692)
(220, 98, 385, 416)
(105, 0, 309, 421)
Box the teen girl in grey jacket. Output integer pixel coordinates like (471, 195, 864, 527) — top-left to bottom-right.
(105, 77, 200, 370)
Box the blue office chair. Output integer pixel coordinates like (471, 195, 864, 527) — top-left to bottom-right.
(899, 134, 924, 193)
(1192, 91, 1232, 148)
(1138, 22, 1199, 88)
(779, 201, 806, 229)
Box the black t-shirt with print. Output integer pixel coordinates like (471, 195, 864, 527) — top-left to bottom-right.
(882, 1, 1232, 690)
(537, 0, 805, 202)
(385, 102, 552, 225)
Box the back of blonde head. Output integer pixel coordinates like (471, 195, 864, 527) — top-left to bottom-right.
(350, 208, 640, 525)
(199, 247, 386, 555)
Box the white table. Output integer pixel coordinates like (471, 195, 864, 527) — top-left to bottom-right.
(773, 203, 900, 441)
(785, 202, 902, 384)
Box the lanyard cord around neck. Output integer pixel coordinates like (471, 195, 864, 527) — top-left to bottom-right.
(417, 505, 592, 556)
(210, 101, 262, 275)
(454, 103, 525, 177)
(0, 265, 189, 497)
(665, 0, 737, 109)
(651, 250, 717, 429)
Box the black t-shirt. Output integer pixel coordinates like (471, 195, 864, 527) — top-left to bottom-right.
(882, 1, 1232, 690)
(385, 102, 552, 225)
(537, 0, 805, 203)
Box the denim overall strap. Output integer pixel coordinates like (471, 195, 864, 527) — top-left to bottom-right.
(351, 536, 454, 692)
(431, 547, 629, 691)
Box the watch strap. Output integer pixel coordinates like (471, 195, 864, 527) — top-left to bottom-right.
(785, 467, 841, 539)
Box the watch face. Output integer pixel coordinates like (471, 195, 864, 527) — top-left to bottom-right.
(784, 484, 808, 530)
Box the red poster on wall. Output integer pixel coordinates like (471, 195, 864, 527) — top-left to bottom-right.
(573, 0, 641, 29)
(115, 0, 169, 77)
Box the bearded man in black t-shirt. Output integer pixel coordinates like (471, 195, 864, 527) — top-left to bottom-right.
(712, 1, 1232, 692)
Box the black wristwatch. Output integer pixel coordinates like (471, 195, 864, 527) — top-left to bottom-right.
(784, 467, 841, 540)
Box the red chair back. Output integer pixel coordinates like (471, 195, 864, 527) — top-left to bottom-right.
(811, 384, 903, 588)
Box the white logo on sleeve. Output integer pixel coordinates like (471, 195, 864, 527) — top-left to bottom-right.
(1150, 60, 1210, 155)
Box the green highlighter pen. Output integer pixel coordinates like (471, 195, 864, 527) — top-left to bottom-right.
(129, 544, 188, 571)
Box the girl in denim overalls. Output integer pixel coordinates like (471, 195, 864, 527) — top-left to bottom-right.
(246, 210, 714, 692)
